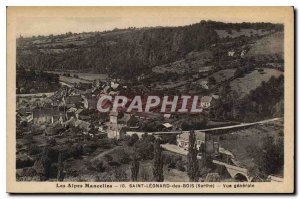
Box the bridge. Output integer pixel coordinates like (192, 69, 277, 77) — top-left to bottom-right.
(144, 117, 283, 135)
(161, 144, 253, 182)
(213, 160, 252, 182)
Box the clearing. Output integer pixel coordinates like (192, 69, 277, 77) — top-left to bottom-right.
(229, 68, 283, 97)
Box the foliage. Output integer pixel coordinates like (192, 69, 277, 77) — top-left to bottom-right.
(134, 133, 155, 160)
(28, 144, 43, 155)
(16, 68, 60, 94)
(57, 152, 65, 181)
(181, 117, 207, 131)
(187, 130, 199, 182)
(246, 136, 283, 179)
(125, 134, 139, 146)
(153, 139, 164, 182)
(131, 155, 140, 182)
(33, 148, 52, 181)
(212, 75, 284, 122)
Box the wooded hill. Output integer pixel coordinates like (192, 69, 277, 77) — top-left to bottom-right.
(16, 21, 283, 78)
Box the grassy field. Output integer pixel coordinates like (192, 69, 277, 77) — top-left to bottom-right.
(48, 71, 108, 81)
(229, 68, 283, 97)
(215, 29, 275, 39)
(57, 73, 108, 85)
(204, 69, 236, 84)
(247, 32, 283, 57)
(218, 120, 283, 171)
(152, 50, 213, 74)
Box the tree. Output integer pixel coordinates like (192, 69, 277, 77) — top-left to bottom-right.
(131, 155, 140, 182)
(33, 148, 51, 181)
(153, 139, 164, 182)
(208, 76, 216, 86)
(187, 130, 199, 182)
(57, 152, 65, 182)
(126, 134, 139, 146)
(246, 136, 283, 180)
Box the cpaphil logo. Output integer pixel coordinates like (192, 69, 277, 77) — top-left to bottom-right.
(96, 95, 210, 113)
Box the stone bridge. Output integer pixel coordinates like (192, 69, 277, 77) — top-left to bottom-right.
(213, 160, 253, 182)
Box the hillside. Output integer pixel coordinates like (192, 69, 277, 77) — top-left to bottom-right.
(230, 68, 283, 97)
(16, 21, 283, 78)
(247, 32, 284, 58)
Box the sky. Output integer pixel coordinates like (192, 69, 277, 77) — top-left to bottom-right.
(13, 7, 285, 37)
(16, 17, 215, 37)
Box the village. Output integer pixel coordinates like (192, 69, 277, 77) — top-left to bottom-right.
(15, 67, 284, 183)
(15, 20, 285, 183)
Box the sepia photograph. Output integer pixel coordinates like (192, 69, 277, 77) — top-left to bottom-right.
(6, 6, 294, 193)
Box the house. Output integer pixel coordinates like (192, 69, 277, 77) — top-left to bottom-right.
(163, 114, 172, 119)
(94, 80, 101, 88)
(33, 108, 64, 125)
(111, 82, 120, 90)
(137, 74, 145, 81)
(201, 96, 213, 109)
(83, 94, 97, 110)
(106, 111, 126, 139)
(74, 119, 91, 131)
(200, 80, 209, 90)
(228, 50, 235, 57)
(192, 74, 199, 79)
(45, 126, 63, 136)
(240, 50, 246, 57)
(177, 132, 207, 150)
(17, 111, 33, 123)
(177, 131, 235, 159)
(63, 117, 91, 131)
(161, 122, 173, 130)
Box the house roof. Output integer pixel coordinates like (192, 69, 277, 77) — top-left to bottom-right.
(74, 119, 91, 130)
(163, 114, 171, 119)
(219, 147, 234, 157)
(162, 123, 173, 128)
(75, 108, 83, 114)
(212, 95, 219, 99)
(111, 82, 120, 89)
(201, 96, 212, 103)
(67, 107, 77, 112)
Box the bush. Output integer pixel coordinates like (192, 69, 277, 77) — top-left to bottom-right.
(47, 138, 56, 146)
(134, 138, 154, 160)
(23, 134, 34, 145)
(28, 145, 43, 155)
(125, 134, 139, 146)
(16, 156, 35, 169)
(20, 167, 37, 177)
(175, 160, 186, 172)
(163, 152, 182, 169)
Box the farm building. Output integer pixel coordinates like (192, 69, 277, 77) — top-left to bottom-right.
(33, 108, 64, 125)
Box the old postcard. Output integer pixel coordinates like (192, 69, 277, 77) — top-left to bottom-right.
(7, 7, 294, 193)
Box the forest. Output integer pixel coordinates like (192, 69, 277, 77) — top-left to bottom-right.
(16, 21, 283, 78)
